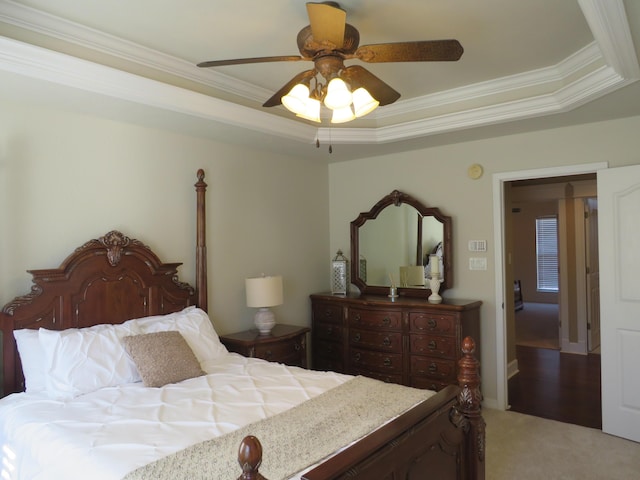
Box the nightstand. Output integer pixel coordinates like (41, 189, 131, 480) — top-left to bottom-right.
(220, 324, 311, 368)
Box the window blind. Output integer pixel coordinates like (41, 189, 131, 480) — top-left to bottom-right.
(536, 216, 559, 292)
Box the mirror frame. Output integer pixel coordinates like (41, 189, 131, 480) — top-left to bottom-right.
(350, 190, 452, 298)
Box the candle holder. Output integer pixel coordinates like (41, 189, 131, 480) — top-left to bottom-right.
(428, 276, 442, 304)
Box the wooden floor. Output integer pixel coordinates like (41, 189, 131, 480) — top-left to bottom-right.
(508, 345, 602, 429)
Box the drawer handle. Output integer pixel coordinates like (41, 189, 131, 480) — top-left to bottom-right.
(354, 332, 361, 342)
(294, 343, 301, 351)
(382, 336, 391, 347)
(326, 326, 333, 335)
(428, 318, 437, 329)
(354, 313, 361, 322)
(383, 357, 392, 367)
(324, 309, 333, 318)
(428, 340, 437, 350)
(354, 352, 361, 362)
(265, 350, 273, 359)
(428, 362, 438, 373)
(382, 317, 391, 326)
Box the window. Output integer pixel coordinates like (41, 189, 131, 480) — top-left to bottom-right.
(536, 216, 558, 292)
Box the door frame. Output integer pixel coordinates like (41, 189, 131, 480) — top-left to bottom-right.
(492, 162, 607, 410)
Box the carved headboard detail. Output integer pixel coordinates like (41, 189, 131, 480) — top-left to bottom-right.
(0, 170, 208, 396)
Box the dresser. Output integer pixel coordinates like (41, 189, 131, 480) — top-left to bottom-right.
(310, 293, 481, 391)
(220, 324, 310, 368)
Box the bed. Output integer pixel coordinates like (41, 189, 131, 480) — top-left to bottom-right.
(0, 170, 485, 479)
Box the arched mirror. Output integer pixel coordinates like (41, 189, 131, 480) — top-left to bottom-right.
(350, 190, 452, 298)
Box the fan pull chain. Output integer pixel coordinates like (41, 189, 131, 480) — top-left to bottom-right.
(315, 135, 333, 154)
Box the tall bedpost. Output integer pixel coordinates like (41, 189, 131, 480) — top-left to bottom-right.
(457, 336, 486, 479)
(195, 169, 208, 312)
(237, 435, 267, 480)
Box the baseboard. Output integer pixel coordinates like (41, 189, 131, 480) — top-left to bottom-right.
(561, 338, 588, 355)
(482, 397, 500, 410)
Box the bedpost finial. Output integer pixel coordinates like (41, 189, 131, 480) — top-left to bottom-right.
(197, 169, 205, 181)
(462, 336, 475, 355)
(237, 435, 264, 480)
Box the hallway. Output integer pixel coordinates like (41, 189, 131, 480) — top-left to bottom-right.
(508, 345, 602, 429)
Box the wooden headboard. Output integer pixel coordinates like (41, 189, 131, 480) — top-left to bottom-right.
(0, 170, 208, 397)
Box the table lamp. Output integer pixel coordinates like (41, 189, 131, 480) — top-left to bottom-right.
(245, 275, 283, 335)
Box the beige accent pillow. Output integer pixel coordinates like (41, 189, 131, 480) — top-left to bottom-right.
(123, 331, 205, 387)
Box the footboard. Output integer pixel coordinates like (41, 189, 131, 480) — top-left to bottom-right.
(237, 337, 485, 480)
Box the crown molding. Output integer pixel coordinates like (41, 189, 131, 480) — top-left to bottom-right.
(0, 36, 318, 144)
(0, 0, 638, 146)
(0, 0, 272, 102)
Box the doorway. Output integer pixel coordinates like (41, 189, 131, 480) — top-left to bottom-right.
(492, 162, 607, 413)
(504, 175, 601, 428)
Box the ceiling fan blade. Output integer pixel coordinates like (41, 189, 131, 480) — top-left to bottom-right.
(263, 69, 316, 107)
(342, 65, 400, 106)
(197, 56, 304, 68)
(352, 39, 463, 63)
(306, 2, 346, 49)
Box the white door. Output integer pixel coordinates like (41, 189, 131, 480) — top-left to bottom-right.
(598, 164, 640, 442)
(585, 198, 600, 352)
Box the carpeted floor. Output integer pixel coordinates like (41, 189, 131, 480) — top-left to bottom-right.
(515, 302, 559, 350)
(485, 408, 640, 479)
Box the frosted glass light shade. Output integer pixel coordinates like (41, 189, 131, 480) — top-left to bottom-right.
(245, 275, 283, 307)
(282, 84, 310, 115)
(296, 97, 321, 122)
(331, 106, 356, 123)
(352, 87, 379, 117)
(324, 78, 352, 110)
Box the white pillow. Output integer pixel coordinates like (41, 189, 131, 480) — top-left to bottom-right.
(13, 329, 46, 393)
(39, 322, 142, 400)
(124, 306, 227, 364)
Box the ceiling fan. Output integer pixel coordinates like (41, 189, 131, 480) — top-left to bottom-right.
(198, 2, 463, 123)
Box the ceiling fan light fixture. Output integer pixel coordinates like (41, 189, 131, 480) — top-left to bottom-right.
(282, 84, 310, 115)
(352, 87, 379, 118)
(331, 105, 356, 124)
(296, 97, 322, 123)
(324, 78, 352, 110)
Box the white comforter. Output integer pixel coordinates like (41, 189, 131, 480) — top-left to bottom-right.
(0, 353, 351, 480)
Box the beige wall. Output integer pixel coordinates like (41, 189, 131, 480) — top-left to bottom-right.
(329, 115, 640, 405)
(0, 100, 330, 336)
(3, 94, 640, 406)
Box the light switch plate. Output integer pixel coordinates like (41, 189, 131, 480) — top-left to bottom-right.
(469, 257, 488, 270)
(468, 240, 487, 252)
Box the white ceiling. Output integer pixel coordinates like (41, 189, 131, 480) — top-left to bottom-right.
(1, 0, 639, 162)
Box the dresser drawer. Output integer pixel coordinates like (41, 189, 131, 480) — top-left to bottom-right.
(351, 368, 403, 386)
(409, 334, 457, 359)
(409, 312, 457, 336)
(314, 339, 343, 361)
(349, 348, 403, 374)
(254, 339, 304, 364)
(349, 308, 402, 330)
(410, 376, 450, 392)
(314, 322, 343, 343)
(349, 328, 402, 353)
(312, 302, 343, 325)
(410, 356, 456, 381)
(313, 355, 344, 373)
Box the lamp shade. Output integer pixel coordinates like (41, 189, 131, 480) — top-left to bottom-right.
(282, 84, 310, 115)
(324, 78, 352, 110)
(296, 97, 321, 122)
(352, 87, 379, 118)
(331, 105, 356, 124)
(245, 275, 283, 308)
